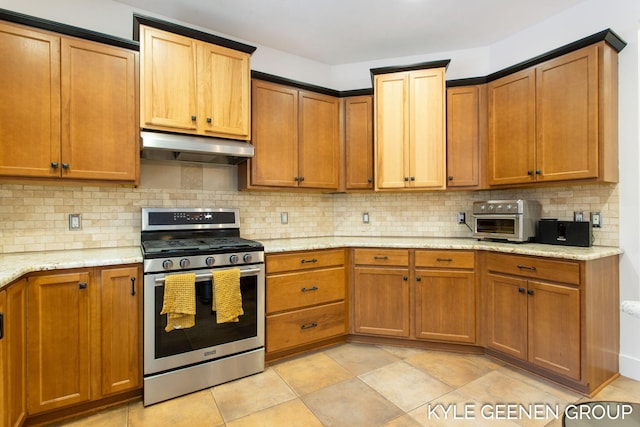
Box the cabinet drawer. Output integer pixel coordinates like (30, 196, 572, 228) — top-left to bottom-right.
(353, 249, 409, 266)
(266, 302, 346, 353)
(266, 249, 344, 274)
(486, 253, 580, 285)
(415, 250, 474, 269)
(266, 267, 345, 313)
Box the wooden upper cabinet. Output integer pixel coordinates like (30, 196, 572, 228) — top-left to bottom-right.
(140, 25, 251, 140)
(488, 42, 618, 186)
(487, 68, 536, 186)
(375, 67, 446, 190)
(61, 38, 138, 181)
(536, 45, 598, 182)
(446, 85, 487, 189)
(242, 79, 339, 190)
(0, 20, 138, 183)
(343, 96, 374, 190)
(0, 22, 61, 178)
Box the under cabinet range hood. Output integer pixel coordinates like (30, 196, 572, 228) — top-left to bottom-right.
(140, 131, 254, 164)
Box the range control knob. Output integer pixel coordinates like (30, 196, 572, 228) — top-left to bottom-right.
(179, 258, 190, 268)
(205, 256, 216, 267)
(229, 254, 239, 264)
(162, 259, 174, 270)
(243, 253, 253, 263)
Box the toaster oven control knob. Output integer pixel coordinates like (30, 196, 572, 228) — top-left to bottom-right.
(229, 254, 239, 264)
(179, 258, 190, 268)
(205, 256, 216, 267)
(162, 259, 174, 270)
(243, 254, 252, 263)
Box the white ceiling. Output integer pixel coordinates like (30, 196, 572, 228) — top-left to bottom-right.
(117, 0, 587, 65)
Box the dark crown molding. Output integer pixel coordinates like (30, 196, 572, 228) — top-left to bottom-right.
(251, 70, 372, 98)
(370, 59, 452, 77)
(133, 14, 256, 54)
(0, 8, 139, 50)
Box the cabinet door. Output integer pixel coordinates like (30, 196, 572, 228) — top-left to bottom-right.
(353, 267, 410, 337)
(27, 272, 91, 414)
(0, 290, 5, 427)
(298, 90, 339, 189)
(199, 43, 250, 139)
(486, 273, 528, 359)
(409, 68, 446, 189)
(61, 37, 138, 181)
(528, 280, 581, 380)
(415, 270, 476, 343)
(99, 266, 141, 396)
(447, 85, 485, 188)
(5, 281, 27, 427)
(140, 26, 197, 132)
(250, 80, 299, 187)
(344, 96, 373, 189)
(0, 22, 60, 178)
(487, 68, 536, 185)
(536, 45, 598, 182)
(375, 72, 409, 189)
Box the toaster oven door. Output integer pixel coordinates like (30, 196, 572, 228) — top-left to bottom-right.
(473, 215, 523, 241)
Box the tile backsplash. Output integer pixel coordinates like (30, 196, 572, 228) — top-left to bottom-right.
(0, 161, 619, 253)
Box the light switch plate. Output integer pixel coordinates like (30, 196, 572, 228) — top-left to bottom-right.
(69, 213, 82, 230)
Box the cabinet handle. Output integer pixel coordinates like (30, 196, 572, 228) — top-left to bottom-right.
(416, 277, 422, 282)
(191, 115, 196, 121)
(437, 258, 453, 262)
(527, 289, 534, 295)
(206, 117, 212, 123)
(367, 178, 373, 183)
(301, 286, 318, 292)
(301, 258, 318, 264)
(62, 163, 70, 169)
(294, 176, 299, 181)
(299, 176, 305, 182)
(300, 322, 318, 330)
(0, 312, 3, 340)
(448, 176, 454, 181)
(518, 287, 526, 293)
(50, 162, 59, 169)
(131, 277, 136, 296)
(374, 256, 388, 260)
(403, 276, 408, 281)
(527, 170, 534, 175)
(517, 264, 537, 271)
(79, 282, 87, 289)
(535, 169, 541, 175)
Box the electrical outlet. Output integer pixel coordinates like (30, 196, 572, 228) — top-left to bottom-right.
(591, 212, 602, 228)
(363, 212, 370, 224)
(457, 212, 466, 224)
(280, 212, 288, 225)
(68, 213, 82, 230)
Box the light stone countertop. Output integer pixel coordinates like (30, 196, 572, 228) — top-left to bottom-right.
(0, 246, 142, 290)
(260, 236, 622, 261)
(0, 238, 623, 290)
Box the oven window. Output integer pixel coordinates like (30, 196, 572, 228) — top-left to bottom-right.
(154, 276, 258, 359)
(476, 218, 516, 234)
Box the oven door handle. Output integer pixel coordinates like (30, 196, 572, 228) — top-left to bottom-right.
(154, 267, 262, 284)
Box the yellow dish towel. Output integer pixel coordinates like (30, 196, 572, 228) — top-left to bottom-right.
(212, 268, 243, 323)
(160, 273, 196, 332)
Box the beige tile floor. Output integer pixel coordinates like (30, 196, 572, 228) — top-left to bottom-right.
(52, 343, 640, 427)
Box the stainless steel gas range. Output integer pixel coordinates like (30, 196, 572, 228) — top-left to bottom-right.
(141, 207, 265, 406)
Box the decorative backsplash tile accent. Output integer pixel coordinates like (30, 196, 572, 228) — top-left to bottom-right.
(0, 162, 619, 253)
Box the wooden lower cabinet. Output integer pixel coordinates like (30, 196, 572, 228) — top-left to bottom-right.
(265, 249, 347, 357)
(24, 265, 141, 419)
(484, 252, 618, 393)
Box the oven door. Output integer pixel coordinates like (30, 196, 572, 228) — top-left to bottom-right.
(143, 264, 265, 375)
(473, 214, 523, 241)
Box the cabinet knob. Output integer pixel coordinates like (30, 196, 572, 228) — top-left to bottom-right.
(404, 177, 409, 182)
(62, 163, 69, 169)
(191, 115, 197, 121)
(410, 176, 415, 181)
(79, 282, 87, 289)
(448, 176, 454, 181)
(403, 276, 408, 281)
(299, 176, 305, 182)
(518, 287, 526, 293)
(527, 170, 534, 175)
(367, 178, 372, 183)
(50, 162, 59, 169)
(527, 289, 534, 295)
(535, 169, 541, 175)
(206, 117, 212, 123)
(416, 277, 422, 282)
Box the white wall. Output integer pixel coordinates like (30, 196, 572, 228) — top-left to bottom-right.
(2, 0, 639, 379)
